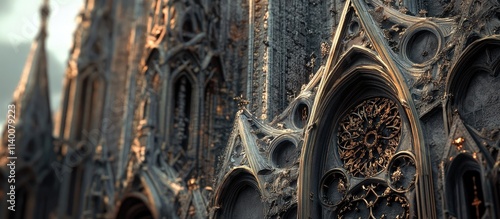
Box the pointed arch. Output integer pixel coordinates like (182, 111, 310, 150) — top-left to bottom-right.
(177, 3, 204, 42)
(299, 46, 427, 218)
(444, 154, 486, 218)
(213, 168, 265, 219)
(445, 36, 500, 133)
(63, 65, 107, 218)
(115, 171, 178, 219)
(164, 51, 200, 177)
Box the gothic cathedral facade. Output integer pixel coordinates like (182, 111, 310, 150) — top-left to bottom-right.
(2, 0, 500, 218)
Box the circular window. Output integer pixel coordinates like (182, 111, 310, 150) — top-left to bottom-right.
(348, 21, 360, 35)
(271, 140, 297, 168)
(387, 153, 417, 192)
(337, 97, 402, 177)
(319, 169, 348, 207)
(293, 103, 309, 129)
(406, 30, 439, 64)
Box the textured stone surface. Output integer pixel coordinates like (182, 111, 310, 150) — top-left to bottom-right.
(2, 0, 500, 218)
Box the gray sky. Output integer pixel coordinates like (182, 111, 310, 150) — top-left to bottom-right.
(0, 0, 82, 132)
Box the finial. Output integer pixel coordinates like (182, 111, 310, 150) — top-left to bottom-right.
(39, 0, 50, 39)
(233, 94, 249, 110)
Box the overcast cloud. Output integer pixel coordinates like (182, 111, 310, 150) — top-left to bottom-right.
(0, 0, 13, 16)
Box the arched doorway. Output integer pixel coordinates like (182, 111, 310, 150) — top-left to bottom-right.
(116, 197, 154, 219)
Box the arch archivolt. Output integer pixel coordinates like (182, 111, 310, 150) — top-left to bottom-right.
(299, 45, 431, 218)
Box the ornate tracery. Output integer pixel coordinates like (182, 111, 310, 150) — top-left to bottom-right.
(337, 97, 402, 177)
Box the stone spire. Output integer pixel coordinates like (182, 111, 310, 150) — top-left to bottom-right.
(11, 0, 50, 114)
(1, 0, 53, 164)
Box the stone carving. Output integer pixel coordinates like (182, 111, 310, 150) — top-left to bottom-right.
(406, 29, 439, 64)
(337, 183, 410, 219)
(270, 139, 297, 168)
(320, 169, 349, 207)
(337, 97, 402, 177)
(388, 153, 417, 192)
(5, 0, 500, 218)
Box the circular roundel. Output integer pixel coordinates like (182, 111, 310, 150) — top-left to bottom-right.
(271, 139, 297, 168)
(337, 97, 402, 177)
(319, 169, 349, 207)
(293, 102, 309, 129)
(401, 25, 442, 65)
(407, 30, 439, 63)
(387, 153, 417, 192)
(348, 20, 360, 35)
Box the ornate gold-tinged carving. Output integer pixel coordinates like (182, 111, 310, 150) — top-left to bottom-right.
(337, 183, 410, 219)
(388, 154, 417, 192)
(337, 97, 402, 177)
(319, 169, 349, 207)
(233, 94, 249, 109)
(338, 178, 347, 194)
(391, 166, 403, 182)
(453, 137, 465, 151)
(302, 106, 308, 122)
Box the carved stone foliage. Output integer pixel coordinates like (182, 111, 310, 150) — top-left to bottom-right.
(358, 0, 500, 119)
(352, 0, 456, 117)
(337, 97, 402, 177)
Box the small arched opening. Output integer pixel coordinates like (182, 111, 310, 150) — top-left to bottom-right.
(116, 197, 154, 219)
(446, 154, 486, 219)
(215, 170, 265, 219)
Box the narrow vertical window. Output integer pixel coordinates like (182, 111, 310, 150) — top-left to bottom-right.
(172, 75, 192, 152)
(446, 156, 485, 219)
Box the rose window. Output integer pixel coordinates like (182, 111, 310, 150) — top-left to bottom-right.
(337, 97, 402, 177)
